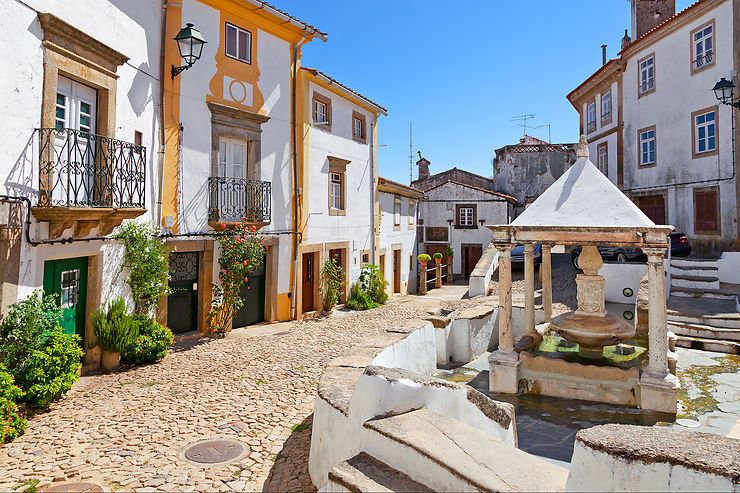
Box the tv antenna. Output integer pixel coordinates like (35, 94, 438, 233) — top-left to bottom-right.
(409, 122, 413, 184)
(511, 114, 535, 138)
(534, 124, 551, 143)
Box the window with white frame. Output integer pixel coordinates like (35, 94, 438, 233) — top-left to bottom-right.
(458, 206, 474, 226)
(315, 101, 327, 123)
(330, 172, 343, 210)
(353, 118, 363, 138)
(639, 55, 655, 94)
(692, 23, 713, 71)
(225, 23, 252, 64)
(601, 92, 612, 124)
(694, 109, 716, 154)
(597, 142, 608, 175)
(639, 128, 656, 166)
(586, 102, 596, 133)
(394, 199, 401, 226)
(408, 200, 415, 226)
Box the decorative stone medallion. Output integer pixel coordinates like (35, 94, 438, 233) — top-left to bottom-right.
(43, 483, 103, 493)
(183, 439, 246, 464)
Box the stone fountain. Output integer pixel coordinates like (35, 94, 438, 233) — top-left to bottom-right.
(549, 245, 635, 358)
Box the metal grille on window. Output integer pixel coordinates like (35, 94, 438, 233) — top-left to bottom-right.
(60, 269, 80, 308)
(169, 252, 199, 282)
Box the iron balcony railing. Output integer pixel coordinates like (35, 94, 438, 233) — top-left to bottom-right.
(208, 176, 271, 223)
(692, 52, 713, 71)
(37, 128, 146, 208)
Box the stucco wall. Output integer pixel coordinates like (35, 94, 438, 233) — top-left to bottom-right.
(377, 190, 417, 293)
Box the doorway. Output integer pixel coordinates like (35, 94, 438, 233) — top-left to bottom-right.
(217, 136, 250, 221)
(636, 195, 666, 225)
(462, 245, 483, 279)
(43, 257, 88, 341)
(393, 249, 401, 293)
(233, 254, 266, 328)
(167, 252, 198, 334)
(302, 252, 315, 313)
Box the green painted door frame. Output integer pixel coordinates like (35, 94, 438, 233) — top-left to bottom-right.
(43, 257, 88, 341)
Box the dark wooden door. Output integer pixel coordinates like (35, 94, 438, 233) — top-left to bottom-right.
(393, 249, 401, 293)
(302, 253, 314, 313)
(637, 195, 666, 225)
(167, 252, 198, 334)
(463, 245, 483, 279)
(43, 257, 88, 341)
(233, 254, 266, 328)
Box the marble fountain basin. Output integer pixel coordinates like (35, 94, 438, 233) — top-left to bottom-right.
(549, 311, 635, 358)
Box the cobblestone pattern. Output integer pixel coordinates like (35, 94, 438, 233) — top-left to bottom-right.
(0, 294, 481, 493)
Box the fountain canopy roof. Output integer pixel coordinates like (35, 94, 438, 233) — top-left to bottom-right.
(488, 137, 672, 248)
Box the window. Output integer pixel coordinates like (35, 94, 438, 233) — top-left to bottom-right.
(225, 23, 252, 64)
(60, 269, 80, 308)
(328, 156, 349, 215)
(361, 252, 370, 265)
(312, 92, 332, 131)
(639, 54, 655, 95)
(456, 204, 477, 228)
(408, 200, 415, 228)
(330, 173, 342, 209)
(393, 199, 401, 227)
(597, 142, 608, 175)
(352, 111, 366, 142)
(55, 93, 67, 131)
(694, 187, 719, 234)
(692, 21, 714, 72)
(586, 102, 596, 133)
(601, 92, 612, 125)
(218, 137, 248, 179)
(692, 107, 717, 157)
(639, 127, 656, 167)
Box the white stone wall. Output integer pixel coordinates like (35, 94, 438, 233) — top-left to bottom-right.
(621, 1, 737, 245)
(377, 190, 418, 293)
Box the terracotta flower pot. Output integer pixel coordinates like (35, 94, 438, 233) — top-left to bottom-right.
(420, 261, 428, 268)
(101, 350, 121, 372)
(87, 345, 103, 369)
(435, 258, 442, 265)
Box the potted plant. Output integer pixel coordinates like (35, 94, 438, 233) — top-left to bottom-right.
(433, 252, 443, 265)
(92, 297, 139, 372)
(417, 254, 431, 267)
(445, 245, 454, 259)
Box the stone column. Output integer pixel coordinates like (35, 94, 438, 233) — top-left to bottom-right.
(489, 244, 519, 394)
(419, 262, 427, 295)
(435, 262, 442, 289)
(524, 243, 536, 334)
(542, 244, 553, 322)
(447, 260, 453, 283)
(638, 247, 679, 414)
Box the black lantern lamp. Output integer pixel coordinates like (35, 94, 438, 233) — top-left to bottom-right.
(713, 77, 740, 108)
(172, 23, 207, 79)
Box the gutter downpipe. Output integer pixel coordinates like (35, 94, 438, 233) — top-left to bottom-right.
(157, 0, 168, 233)
(370, 115, 378, 263)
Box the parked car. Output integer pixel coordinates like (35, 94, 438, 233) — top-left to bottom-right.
(571, 232, 691, 269)
(511, 243, 542, 267)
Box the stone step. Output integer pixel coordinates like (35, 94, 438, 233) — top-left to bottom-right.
(362, 408, 568, 492)
(666, 296, 740, 330)
(673, 334, 740, 354)
(667, 320, 740, 343)
(671, 274, 720, 290)
(325, 452, 434, 493)
(671, 287, 738, 301)
(670, 263, 719, 276)
(670, 258, 719, 270)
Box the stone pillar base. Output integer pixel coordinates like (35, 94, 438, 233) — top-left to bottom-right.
(639, 372, 680, 414)
(488, 350, 520, 394)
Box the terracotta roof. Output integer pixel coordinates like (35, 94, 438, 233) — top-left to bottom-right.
(424, 180, 517, 203)
(247, 1, 327, 38)
(302, 68, 388, 114)
(378, 177, 423, 198)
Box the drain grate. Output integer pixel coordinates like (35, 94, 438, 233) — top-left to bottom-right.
(184, 439, 245, 464)
(43, 483, 103, 493)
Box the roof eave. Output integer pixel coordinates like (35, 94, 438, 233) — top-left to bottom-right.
(306, 69, 387, 115)
(244, 0, 328, 41)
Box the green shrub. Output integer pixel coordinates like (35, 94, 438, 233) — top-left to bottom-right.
(0, 292, 61, 374)
(92, 298, 138, 354)
(417, 254, 431, 262)
(322, 256, 345, 311)
(432, 252, 443, 260)
(14, 328, 82, 408)
(0, 364, 26, 443)
(123, 316, 174, 365)
(445, 245, 454, 257)
(358, 264, 389, 305)
(345, 282, 379, 311)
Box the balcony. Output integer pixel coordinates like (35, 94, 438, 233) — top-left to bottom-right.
(32, 128, 147, 238)
(208, 177, 271, 229)
(692, 52, 714, 72)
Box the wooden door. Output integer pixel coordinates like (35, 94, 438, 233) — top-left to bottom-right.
(379, 254, 386, 281)
(302, 252, 314, 313)
(43, 257, 88, 341)
(636, 195, 665, 225)
(463, 245, 483, 279)
(393, 249, 401, 293)
(167, 252, 199, 334)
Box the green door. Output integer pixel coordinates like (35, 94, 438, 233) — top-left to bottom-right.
(43, 257, 88, 340)
(233, 254, 265, 328)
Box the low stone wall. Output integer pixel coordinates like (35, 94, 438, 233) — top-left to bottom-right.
(600, 263, 646, 304)
(567, 424, 740, 492)
(718, 252, 740, 284)
(468, 244, 499, 298)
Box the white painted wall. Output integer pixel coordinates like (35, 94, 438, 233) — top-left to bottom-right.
(600, 263, 648, 304)
(419, 181, 509, 275)
(717, 251, 740, 284)
(621, 1, 737, 245)
(1, 0, 162, 308)
(303, 81, 375, 286)
(377, 190, 418, 293)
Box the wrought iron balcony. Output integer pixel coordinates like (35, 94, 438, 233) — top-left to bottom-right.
(37, 127, 146, 208)
(208, 176, 271, 225)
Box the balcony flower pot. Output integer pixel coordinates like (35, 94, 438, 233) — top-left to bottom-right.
(101, 350, 121, 372)
(419, 260, 428, 268)
(435, 258, 442, 265)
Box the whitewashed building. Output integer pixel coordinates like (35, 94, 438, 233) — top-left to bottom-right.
(0, 0, 163, 367)
(377, 177, 422, 295)
(568, 0, 739, 255)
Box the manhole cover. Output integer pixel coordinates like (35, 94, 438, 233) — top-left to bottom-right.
(43, 483, 103, 493)
(676, 419, 701, 428)
(184, 439, 244, 464)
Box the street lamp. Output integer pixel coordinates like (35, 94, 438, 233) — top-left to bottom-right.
(171, 23, 207, 79)
(712, 77, 740, 108)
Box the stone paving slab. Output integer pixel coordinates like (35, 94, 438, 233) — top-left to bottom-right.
(0, 289, 481, 493)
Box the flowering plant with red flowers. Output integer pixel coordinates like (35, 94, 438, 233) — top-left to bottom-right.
(207, 220, 266, 335)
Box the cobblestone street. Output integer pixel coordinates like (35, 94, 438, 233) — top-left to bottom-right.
(0, 290, 479, 493)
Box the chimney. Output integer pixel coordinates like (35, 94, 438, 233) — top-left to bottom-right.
(601, 44, 607, 65)
(416, 151, 430, 180)
(631, 0, 675, 39)
(621, 29, 632, 50)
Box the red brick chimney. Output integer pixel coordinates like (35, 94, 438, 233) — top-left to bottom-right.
(416, 151, 430, 180)
(631, 0, 675, 39)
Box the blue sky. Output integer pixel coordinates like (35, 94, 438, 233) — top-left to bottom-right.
(279, 0, 693, 185)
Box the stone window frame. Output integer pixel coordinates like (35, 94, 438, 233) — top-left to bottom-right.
(693, 186, 721, 236)
(690, 19, 715, 75)
(455, 203, 477, 229)
(207, 102, 270, 180)
(637, 52, 656, 98)
(312, 91, 332, 132)
(637, 125, 657, 168)
(352, 111, 367, 143)
(327, 156, 350, 216)
(597, 141, 609, 177)
(393, 197, 402, 230)
(691, 105, 719, 159)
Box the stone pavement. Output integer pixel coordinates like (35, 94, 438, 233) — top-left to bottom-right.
(0, 288, 479, 493)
